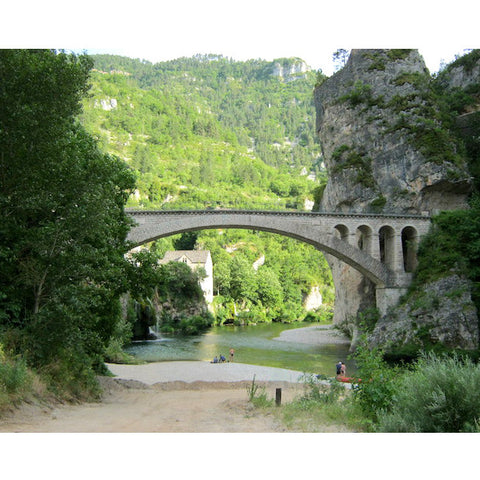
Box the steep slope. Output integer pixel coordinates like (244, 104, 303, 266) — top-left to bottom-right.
(81, 55, 324, 211)
(314, 49, 477, 352)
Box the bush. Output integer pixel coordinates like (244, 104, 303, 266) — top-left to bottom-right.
(350, 339, 400, 421)
(0, 356, 31, 395)
(377, 353, 480, 432)
(0, 343, 39, 411)
(39, 349, 102, 401)
(298, 374, 344, 406)
(302, 306, 333, 324)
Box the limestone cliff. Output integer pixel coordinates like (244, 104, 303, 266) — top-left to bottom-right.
(315, 49, 471, 215)
(313, 49, 475, 350)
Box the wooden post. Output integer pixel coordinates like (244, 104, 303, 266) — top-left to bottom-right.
(275, 388, 282, 406)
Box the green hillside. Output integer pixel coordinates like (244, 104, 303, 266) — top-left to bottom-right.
(81, 54, 325, 210)
(80, 54, 334, 325)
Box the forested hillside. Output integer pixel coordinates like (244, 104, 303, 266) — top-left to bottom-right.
(82, 54, 325, 209)
(81, 54, 334, 326)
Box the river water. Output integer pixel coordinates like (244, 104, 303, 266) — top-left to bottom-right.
(124, 322, 356, 376)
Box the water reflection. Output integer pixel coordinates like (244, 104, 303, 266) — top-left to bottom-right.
(125, 323, 356, 376)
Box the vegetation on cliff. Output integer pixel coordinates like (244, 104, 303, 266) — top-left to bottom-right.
(392, 50, 480, 351)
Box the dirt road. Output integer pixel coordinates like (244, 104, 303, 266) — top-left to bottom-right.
(0, 377, 307, 433)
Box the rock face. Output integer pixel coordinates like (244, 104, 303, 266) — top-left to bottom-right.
(314, 49, 471, 216)
(369, 275, 479, 351)
(303, 286, 323, 311)
(313, 49, 476, 350)
(272, 59, 309, 81)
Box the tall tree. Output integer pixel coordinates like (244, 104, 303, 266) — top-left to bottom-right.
(0, 50, 136, 384)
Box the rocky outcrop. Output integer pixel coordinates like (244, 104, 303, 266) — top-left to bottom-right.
(313, 49, 476, 351)
(314, 49, 471, 216)
(272, 59, 309, 81)
(369, 275, 479, 352)
(303, 286, 323, 311)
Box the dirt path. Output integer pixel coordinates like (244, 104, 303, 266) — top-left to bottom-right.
(0, 378, 305, 433)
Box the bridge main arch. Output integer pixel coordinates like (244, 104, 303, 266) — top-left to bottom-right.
(127, 210, 431, 296)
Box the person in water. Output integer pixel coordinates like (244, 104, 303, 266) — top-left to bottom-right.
(229, 348, 235, 362)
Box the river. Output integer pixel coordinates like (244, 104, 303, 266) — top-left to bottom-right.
(124, 322, 356, 376)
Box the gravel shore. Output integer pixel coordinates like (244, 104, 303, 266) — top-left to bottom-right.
(107, 360, 312, 385)
(274, 324, 351, 345)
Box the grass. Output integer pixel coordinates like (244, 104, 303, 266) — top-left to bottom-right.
(0, 346, 48, 415)
(246, 374, 372, 432)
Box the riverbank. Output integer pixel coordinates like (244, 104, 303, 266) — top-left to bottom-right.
(106, 360, 316, 384)
(0, 325, 351, 433)
(0, 361, 344, 433)
(274, 324, 351, 345)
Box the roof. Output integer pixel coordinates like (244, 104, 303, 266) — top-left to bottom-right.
(159, 250, 211, 265)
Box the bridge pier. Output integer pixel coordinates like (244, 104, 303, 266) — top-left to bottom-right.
(375, 286, 408, 316)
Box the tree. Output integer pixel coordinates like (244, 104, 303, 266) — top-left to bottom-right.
(332, 49, 350, 72)
(256, 267, 283, 314)
(173, 231, 198, 250)
(0, 50, 136, 392)
(229, 256, 258, 308)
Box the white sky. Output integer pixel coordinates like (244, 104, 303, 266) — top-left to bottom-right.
(3, 0, 479, 75)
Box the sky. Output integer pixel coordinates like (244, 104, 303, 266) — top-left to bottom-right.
(3, 0, 479, 75)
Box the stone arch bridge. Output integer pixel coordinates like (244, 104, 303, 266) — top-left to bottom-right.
(126, 209, 431, 314)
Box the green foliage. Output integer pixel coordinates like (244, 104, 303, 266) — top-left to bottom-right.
(444, 49, 480, 73)
(173, 232, 198, 250)
(356, 307, 380, 334)
(82, 54, 323, 211)
(0, 50, 136, 399)
(409, 198, 480, 310)
(298, 374, 344, 405)
(351, 338, 400, 421)
(246, 374, 273, 408)
(363, 50, 413, 72)
(338, 81, 376, 107)
(0, 352, 31, 396)
(302, 306, 334, 324)
(377, 353, 480, 432)
(369, 195, 387, 212)
(197, 228, 334, 324)
(330, 145, 375, 187)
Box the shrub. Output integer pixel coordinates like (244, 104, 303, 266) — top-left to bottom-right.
(0, 356, 31, 395)
(298, 374, 344, 406)
(246, 375, 273, 408)
(302, 306, 333, 324)
(350, 338, 400, 421)
(377, 353, 480, 432)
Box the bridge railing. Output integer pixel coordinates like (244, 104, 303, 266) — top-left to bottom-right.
(126, 208, 431, 220)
